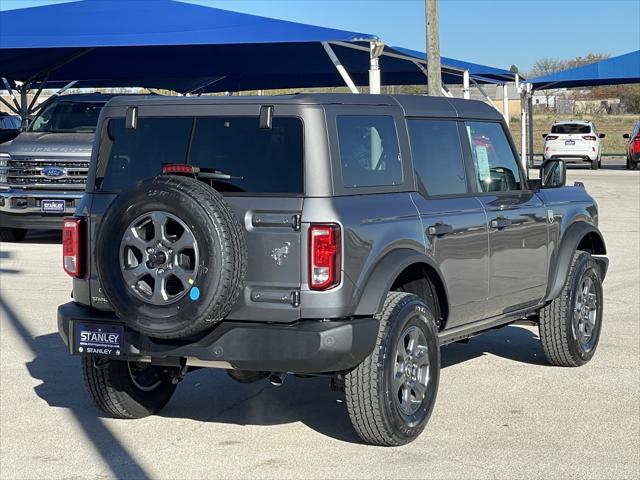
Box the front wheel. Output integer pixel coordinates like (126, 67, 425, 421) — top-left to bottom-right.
(539, 251, 603, 367)
(345, 292, 440, 446)
(82, 357, 178, 418)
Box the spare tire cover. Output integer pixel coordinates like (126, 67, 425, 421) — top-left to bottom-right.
(96, 175, 247, 339)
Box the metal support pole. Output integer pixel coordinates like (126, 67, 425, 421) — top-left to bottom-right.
(463, 70, 470, 99)
(471, 78, 499, 110)
(520, 86, 527, 171)
(0, 96, 20, 115)
(527, 83, 534, 169)
(502, 83, 510, 126)
(369, 41, 384, 95)
(29, 80, 79, 116)
(426, 0, 442, 96)
(20, 86, 29, 128)
(322, 42, 360, 94)
(27, 78, 47, 114)
(2, 78, 22, 113)
(514, 73, 519, 92)
(441, 85, 454, 98)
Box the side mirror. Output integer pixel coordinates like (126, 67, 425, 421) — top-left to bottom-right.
(541, 159, 566, 188)
(598, 133, 605, 139)
(623, 133, 630, 139)
(542, 133, 548, 139)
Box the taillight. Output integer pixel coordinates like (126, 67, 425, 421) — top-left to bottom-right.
(582, 135, 597, 141)
(309, 224, 340, 290)
(63, 217, 83, 277)
(545, 135, 559, 141)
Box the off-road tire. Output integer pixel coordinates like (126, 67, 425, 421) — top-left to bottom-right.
(82, 357, 178, 418)
(539, 251, 603, 367)
(0, 227, 27, 242)
(96, 175, 247, 339)
(345, 292, 440, 446)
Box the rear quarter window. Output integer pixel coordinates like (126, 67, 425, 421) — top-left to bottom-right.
(97, 116, 304, 194)
(336, 115, 402, 188)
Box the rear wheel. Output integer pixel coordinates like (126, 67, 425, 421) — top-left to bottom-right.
(345, 292, 440, 446)
(0, 227, 27, 242)
(539, 251, 603, 367)
(590, 157, 599, 170)
(82, 357, 178, 418)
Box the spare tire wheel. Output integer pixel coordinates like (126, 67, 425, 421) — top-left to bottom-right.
(96, 175, 247, 339)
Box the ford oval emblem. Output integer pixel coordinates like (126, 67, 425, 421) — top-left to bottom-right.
(41, 167, 65, 178)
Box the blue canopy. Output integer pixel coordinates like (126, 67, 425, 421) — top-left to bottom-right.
(392, 47, 517, 84)
(0, 0, 510, 94)
(530, 50, 640, 90)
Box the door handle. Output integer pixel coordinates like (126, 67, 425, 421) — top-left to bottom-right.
(427, 222, 453, 236)
(490, 216, 512, 229)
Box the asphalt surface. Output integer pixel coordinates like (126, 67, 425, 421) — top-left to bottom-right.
(1, 162, 639, 479)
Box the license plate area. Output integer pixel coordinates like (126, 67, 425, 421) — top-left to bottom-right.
(565, 140, 575, 146)
(73, 322, 125, 357)
(41, 199, 65, 213)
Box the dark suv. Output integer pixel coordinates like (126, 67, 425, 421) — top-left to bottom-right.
(0, 94, 118, 242)
(57, 94, 608, 446)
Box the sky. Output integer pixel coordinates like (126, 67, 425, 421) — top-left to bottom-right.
(1, 0, 638, 73)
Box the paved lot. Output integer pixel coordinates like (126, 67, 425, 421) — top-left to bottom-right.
(1, 163, 638, 479)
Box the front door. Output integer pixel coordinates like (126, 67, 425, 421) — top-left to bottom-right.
(462, 120, 548, 317)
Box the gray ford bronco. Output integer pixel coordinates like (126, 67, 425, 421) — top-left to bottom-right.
(57, 94, 608, 446)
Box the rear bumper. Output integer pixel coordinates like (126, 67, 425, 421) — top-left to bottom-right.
(0, 189, 83, 230)
(0, 211, 66, 229)
(57, 302, 379, 373)
(545, 153, 596, 162)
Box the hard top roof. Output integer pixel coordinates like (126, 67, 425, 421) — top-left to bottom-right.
(104, 93, 503, 120)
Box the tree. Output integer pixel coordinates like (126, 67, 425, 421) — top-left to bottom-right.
(528, 58, 568, 78)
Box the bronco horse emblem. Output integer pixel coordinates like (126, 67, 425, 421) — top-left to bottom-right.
(270, 242, 291, 266)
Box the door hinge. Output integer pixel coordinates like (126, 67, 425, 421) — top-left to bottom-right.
(291, 214, 302, 231)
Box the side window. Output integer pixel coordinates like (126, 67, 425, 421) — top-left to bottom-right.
(408, 119, 467, 196)
(464, 121, 522, 192)
(336, 115, 402, 188)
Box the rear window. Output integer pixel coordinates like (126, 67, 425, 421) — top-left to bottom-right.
(550, 123, 591, 134)
(97, 116, 304, 194)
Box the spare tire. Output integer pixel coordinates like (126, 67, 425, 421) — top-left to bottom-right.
(96, 175, 247, 339)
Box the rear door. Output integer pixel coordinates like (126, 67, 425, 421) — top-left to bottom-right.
(407, 118, 491, 327)
(463, 121, 548, 317)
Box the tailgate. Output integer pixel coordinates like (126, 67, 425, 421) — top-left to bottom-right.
(224, 196, 303, 322)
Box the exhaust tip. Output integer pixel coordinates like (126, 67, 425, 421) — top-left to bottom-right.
(269, 372, 286, 386)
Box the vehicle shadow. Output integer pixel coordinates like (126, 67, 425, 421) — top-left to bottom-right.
(22, 230, 61, 244)
(441, 324, 547, 368)
(0, 291, 153, 479)
(23, 323, 547, 447)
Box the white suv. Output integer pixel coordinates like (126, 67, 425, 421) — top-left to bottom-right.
(542, 120, 605, 169)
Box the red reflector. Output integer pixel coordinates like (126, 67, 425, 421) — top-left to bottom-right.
(582, 135, 597, 141)
(309, 224, 340, 290)
(162, 164, 198, 174)
(63, 217, 83, 277)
